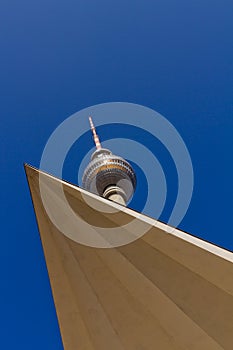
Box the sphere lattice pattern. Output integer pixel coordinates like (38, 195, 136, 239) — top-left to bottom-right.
(82, 148, 136, 203)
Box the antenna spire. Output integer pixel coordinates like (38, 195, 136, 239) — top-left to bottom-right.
(89, 116, 101, 150)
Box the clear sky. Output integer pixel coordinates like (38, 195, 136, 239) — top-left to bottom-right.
(1, 1, 233, 349)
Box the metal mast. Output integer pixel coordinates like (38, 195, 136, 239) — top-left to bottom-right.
(89, 116, 102, 150)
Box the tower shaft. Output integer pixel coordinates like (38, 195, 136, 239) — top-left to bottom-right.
(103, 185, 126, 205)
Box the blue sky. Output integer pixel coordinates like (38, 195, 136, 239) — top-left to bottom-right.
(1, 1, 233, 349)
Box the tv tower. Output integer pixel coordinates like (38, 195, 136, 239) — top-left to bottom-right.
(82, 117, 136, 205)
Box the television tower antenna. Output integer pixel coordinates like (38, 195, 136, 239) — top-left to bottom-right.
(89, 116, 101, 150)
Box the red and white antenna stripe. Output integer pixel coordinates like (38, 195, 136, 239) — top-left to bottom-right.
(89, 116, 102, 150)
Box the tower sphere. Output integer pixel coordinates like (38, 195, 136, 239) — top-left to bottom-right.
(82, 118, 136, 205)
(82, 148, 136, 203)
